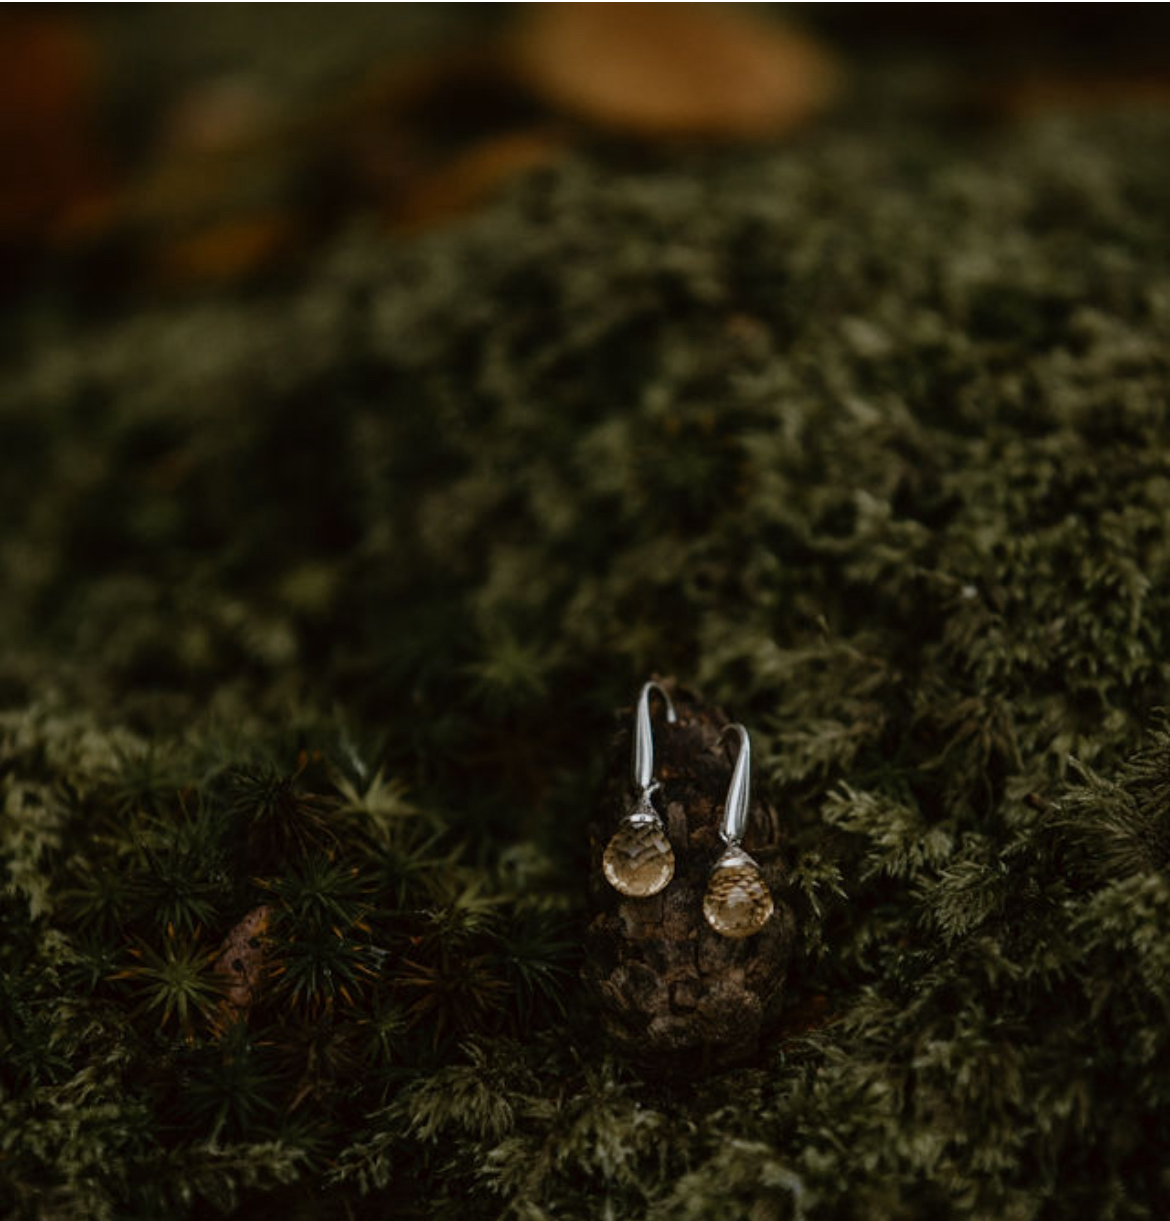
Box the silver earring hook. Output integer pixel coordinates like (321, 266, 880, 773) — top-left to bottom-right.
(719, 724, 751, 846)
(632, 681, 677, 796)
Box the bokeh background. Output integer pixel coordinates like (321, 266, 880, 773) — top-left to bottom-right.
(6, 3, 1170, 321)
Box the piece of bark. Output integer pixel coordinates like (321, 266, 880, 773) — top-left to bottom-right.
(583, 680, 795, 1071)
(211, 903, 271, 1031)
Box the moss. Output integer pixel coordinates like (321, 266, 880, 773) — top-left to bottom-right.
(4, 109, 1170, 1218)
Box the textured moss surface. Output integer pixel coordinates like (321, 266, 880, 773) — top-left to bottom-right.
(4, 110, 1170, 1218)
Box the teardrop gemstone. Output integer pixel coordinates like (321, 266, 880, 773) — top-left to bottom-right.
(703, 846, 773, 938)
(603, 815, 675, 897)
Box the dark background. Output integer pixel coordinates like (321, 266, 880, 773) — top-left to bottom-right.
(6, 3, 1170, 329)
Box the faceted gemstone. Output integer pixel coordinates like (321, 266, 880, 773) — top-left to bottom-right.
(603, 815, 675, 897)
(703, 846, 773, 938)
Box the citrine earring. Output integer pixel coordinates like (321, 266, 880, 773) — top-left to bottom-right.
(703, 724, 774, 938)
(602, 682, 677, 897)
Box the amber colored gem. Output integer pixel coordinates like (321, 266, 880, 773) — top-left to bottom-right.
(603, 816, 675, 897)
(703, 847, 773, 938)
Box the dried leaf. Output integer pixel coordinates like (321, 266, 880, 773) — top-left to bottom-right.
(0, 15, 107, 234)
(510, 1, 838, 138)
(212, 904, 272, 1028)
(152, 213, 298, 285)
(389, 128, 564, 231)
(992, 73, 1170, 119)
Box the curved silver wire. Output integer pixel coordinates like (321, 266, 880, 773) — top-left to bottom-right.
(719, 723, 751, 846)
(631, 681, 677, 796)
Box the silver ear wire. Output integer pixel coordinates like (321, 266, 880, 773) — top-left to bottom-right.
(718, 724, 750, 846)
(632, 681, 677, 797)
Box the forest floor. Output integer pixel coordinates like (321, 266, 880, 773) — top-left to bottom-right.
(4, 7, 1170, 1219)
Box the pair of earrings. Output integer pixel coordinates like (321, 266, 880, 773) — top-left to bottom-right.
(602, 683, 775, 939)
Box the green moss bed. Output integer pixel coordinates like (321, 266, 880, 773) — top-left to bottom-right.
(3, 110, 1170, 1219)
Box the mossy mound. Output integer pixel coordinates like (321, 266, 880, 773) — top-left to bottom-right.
(3, 111, 1170, 1219)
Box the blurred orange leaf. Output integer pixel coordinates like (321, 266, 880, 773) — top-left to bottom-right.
(389, 127, 564, 231)
(152, 212, 298, 286)
(992, 73, 1170, 119)
(0, 15, 107, 233)
(510, 1, 839, 138)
